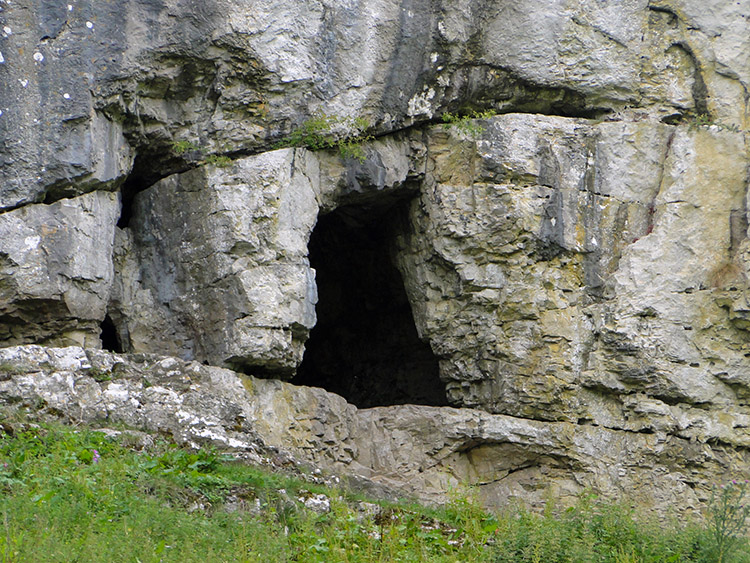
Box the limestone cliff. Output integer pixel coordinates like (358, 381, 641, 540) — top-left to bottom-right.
(0, 0, 749, 514)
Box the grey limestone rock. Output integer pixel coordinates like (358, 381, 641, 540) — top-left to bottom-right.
(0, 191, 120, 348)
(2, 0, 746, 207)
(112, 150, 319, 374)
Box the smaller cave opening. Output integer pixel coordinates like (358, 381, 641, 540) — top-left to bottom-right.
(99, 314, 122, 353)
(293, 197, 448, 409)
(118, 161, 150, 228)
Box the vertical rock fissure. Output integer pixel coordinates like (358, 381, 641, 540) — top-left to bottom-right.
(117, 156, 160, 229)
(293, 197, 447, 408)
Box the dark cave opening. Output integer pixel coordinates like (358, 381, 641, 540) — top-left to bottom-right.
(117, 178, 138, 229)
(118, 157, 152, 228)
(293, 198, 448, 409)
(99, 314, 122, 353)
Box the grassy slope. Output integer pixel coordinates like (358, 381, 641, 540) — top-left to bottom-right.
(0, 419, 746, 562)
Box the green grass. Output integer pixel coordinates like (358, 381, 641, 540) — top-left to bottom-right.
(0, 419, 747, 562)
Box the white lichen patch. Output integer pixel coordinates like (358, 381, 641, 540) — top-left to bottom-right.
(158, 357, 180, 370)
(298, 492, 331, 514)
(49, 347, 90, 371)
(23, 235, 40, 250)
(437, 20, 447, 38)
(191, 427, 249, 449)
(407, 87, 436, 118)
(175, 409, 201, 425)
(103, 382, 132, 403)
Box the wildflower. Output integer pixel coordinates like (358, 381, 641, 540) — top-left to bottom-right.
(92, 449, 100, 464)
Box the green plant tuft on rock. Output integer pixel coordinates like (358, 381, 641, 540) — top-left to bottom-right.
(688, 113, 742, 133)
(86, 366, 112, 383)
(442, 109, 496, 138)
(204, 154, 233, 167)
(172, 139, 201, 155)
(276, 112, 373, 162)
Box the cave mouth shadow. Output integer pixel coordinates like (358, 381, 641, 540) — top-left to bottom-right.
(292, 197, 448, 409)
(100, 314, 123, 353)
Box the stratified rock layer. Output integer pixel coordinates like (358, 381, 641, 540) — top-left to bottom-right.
(2, 0, 747, 208)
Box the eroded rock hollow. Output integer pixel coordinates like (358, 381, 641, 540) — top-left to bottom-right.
(1, 0, 749, 515)
(294, 198, 447, 408)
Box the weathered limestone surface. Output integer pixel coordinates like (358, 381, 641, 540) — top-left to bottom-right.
(1, 0, 747, 208)
(0, 192, 119, 348)
(396, 114, 750, 449)
(1, 0, 750, 514)
(3, 345, 744, 514)
(112, 150, 319, 373)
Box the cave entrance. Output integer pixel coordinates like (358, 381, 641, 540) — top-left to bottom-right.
(99, 314, 122, 353)
(293, 197, 448, 408)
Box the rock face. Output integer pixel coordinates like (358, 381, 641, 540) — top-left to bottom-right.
(112, 150, 319, 374)
(397, 115, 750, 442)
(0, 192, 120, 348)
(1, 0, 750, 514)
(3, 345, 743, 513)
(2, 0, 747, 209)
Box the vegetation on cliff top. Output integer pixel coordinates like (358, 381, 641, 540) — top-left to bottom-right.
(0, 419, 747, 562)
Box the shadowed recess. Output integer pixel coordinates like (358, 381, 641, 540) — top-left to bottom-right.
(99, 314, 122, 353)
(294, 198, 447, 408)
